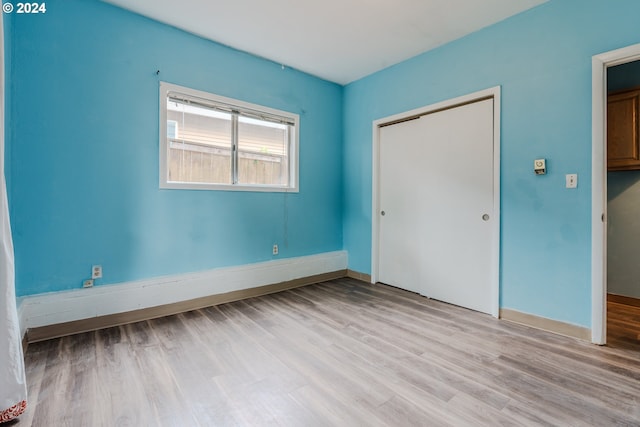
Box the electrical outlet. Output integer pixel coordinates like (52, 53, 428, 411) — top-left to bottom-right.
(272, 244, 278, 255)
(92, 265, 102, 279)
(83, 279, 94, 288)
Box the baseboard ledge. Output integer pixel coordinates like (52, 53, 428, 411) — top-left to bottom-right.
(500, 308, 591, 341)
(21, 251, 348, 342)
(607, 293, 640, 308)
(27, 269, 346, 343)
(347, 269, 372, 283)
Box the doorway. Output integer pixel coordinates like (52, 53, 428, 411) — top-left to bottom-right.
(372, 87, 501, 317)
(605, 59, 640, 349)
(592, 43, 640, 344)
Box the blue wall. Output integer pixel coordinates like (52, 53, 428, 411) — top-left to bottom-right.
(10, 0, 640, 328)
(343, 0, 640, 327)
(8, 0, 343, 296)
(3, 13, 11, 196)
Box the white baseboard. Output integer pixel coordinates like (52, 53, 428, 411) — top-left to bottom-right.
(19, 251, 347, 331)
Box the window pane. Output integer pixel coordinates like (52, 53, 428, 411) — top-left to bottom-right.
(237, 117, 289, 186)
(160, 83, 298, 191)
(166, 99, 232, 184)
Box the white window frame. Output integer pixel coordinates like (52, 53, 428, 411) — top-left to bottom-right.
(159, 81, 299, 192)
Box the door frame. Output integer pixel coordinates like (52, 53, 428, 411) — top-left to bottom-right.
(591, 43, 640, 345)
(371, 86, 501, 318)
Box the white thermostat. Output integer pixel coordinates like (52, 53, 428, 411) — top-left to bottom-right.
(534, 159, 546, 175)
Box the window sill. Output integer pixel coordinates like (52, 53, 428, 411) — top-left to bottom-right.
(160, 181, 299, 193)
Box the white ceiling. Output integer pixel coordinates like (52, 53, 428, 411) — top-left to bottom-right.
(104, 0, 547, 85)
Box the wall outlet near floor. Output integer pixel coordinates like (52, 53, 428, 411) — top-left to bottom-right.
(273, 244, 279, 255)
(83, 279, 94, 288)
(92, 265, 102, 279)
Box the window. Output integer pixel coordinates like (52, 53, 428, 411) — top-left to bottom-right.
(159, 82, 299, 192)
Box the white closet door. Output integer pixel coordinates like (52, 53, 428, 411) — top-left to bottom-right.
(379, 99, 495, 314)
(379, 116, 425, 294)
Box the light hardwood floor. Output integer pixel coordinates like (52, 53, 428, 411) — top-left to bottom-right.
(17, 279, 640, 426)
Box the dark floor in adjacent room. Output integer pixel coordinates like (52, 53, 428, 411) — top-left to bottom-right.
(608, 300, 640, 352)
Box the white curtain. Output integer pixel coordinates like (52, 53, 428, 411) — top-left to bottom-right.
(0, 14, 27, 423)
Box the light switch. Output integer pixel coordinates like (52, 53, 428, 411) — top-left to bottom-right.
(566, 174, 577, 189)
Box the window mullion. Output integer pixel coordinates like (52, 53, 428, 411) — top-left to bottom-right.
(231, 113, 239, 184)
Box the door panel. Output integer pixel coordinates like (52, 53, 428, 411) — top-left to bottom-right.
(378, 99, 495, 314)
(379, 117, 424, 294)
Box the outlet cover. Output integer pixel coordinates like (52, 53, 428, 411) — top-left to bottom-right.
(83, 279, 94, 288)
(92, 265, 102, 279)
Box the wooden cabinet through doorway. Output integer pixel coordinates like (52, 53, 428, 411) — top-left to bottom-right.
(608, 88, 640, 171)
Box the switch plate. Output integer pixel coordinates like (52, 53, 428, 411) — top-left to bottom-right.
(566, 174, 578, 189)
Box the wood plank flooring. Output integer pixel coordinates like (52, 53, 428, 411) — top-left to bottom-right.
(18, 279, 640, 426)
(608, 300, 640, 351)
